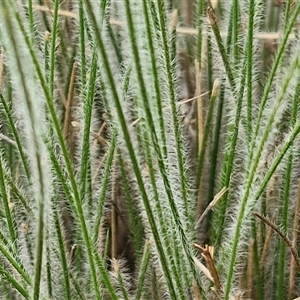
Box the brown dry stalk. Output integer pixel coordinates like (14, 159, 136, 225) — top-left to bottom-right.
(259, 210, 277, 272)
(210, 0, 219, 9)
(63, 61, 77, 138)
(170, 9, 178, 31)
(69, 244, 77, 265)
(33, 5, 77, 18)
(92, 127, 108, 147)
(0, 133, 18, 149)
(130, 90, 210, 129)
(177, 92, 210, 106)
(0, 133, 31, 158)
(194, 244, 221, 291)
(192, 280, 202, 300)
(253, 212, 300, 274)
(195, 187, 228, 228)
(92, 155, 107, 187)
(93, 122, 107, 146)
(175, 26, 291, 40)
(98, 122, 107, 136)
(112, 257, 119, 273)
(289, 179, 300, 298)
(207, 6, 217, 27)
(211, 79, 220, 98)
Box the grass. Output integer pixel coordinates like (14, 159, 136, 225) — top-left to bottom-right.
(1, 0, 300, 299)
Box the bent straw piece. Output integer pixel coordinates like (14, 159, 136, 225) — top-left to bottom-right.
(195, 187, 228, 228)
(254, 212, 300, 274)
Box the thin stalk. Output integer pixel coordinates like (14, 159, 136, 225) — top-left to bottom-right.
(63, 61, 77, 139)
(288, 81, 300, 298)
(289, 178, 300, 298)
(93, 248, 119, 299)
(276, 157, 291, 299)
(196, 80, 218, 212)
(170, 9, 178, 62)
(135, 241, 152, 300)
(69, 271, 87, 300)
(78, 0, 87, 88)
(251, 219, 264, 299)
(36, 0, 50, 31)
(32, 155, 46, 300)
(53, 208, 72, 300)
(0, 158, 17, 243)
(79, 50, 97, 203)
(283, 1, 292, 30)
(118, 152, 143, 252)
(246, 0, 255, 144)
(27, 0, 35, 43)
(106, 23, 123, 66)
(206, 35, 213, 97)
(207, 83, 225, 244)
(93, 132, 117, 243)
(277, 64, 299, 297)
(196, 0, 205, 63)
(110, 155, 117, 260)
(48, 151, 73, 211)
(231, 0, 239, 62)
(0, 92, 31, 179)
(225, 4, 234, 54)
(195, 60, 204, 158)
(112, 259, 130, 300)
(49, 0, 59, 97)
(151, 267, 160, 300)
(207, 7, 236, 92)
(45, 241, 52, 298)
(196, 80, 219, 183)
